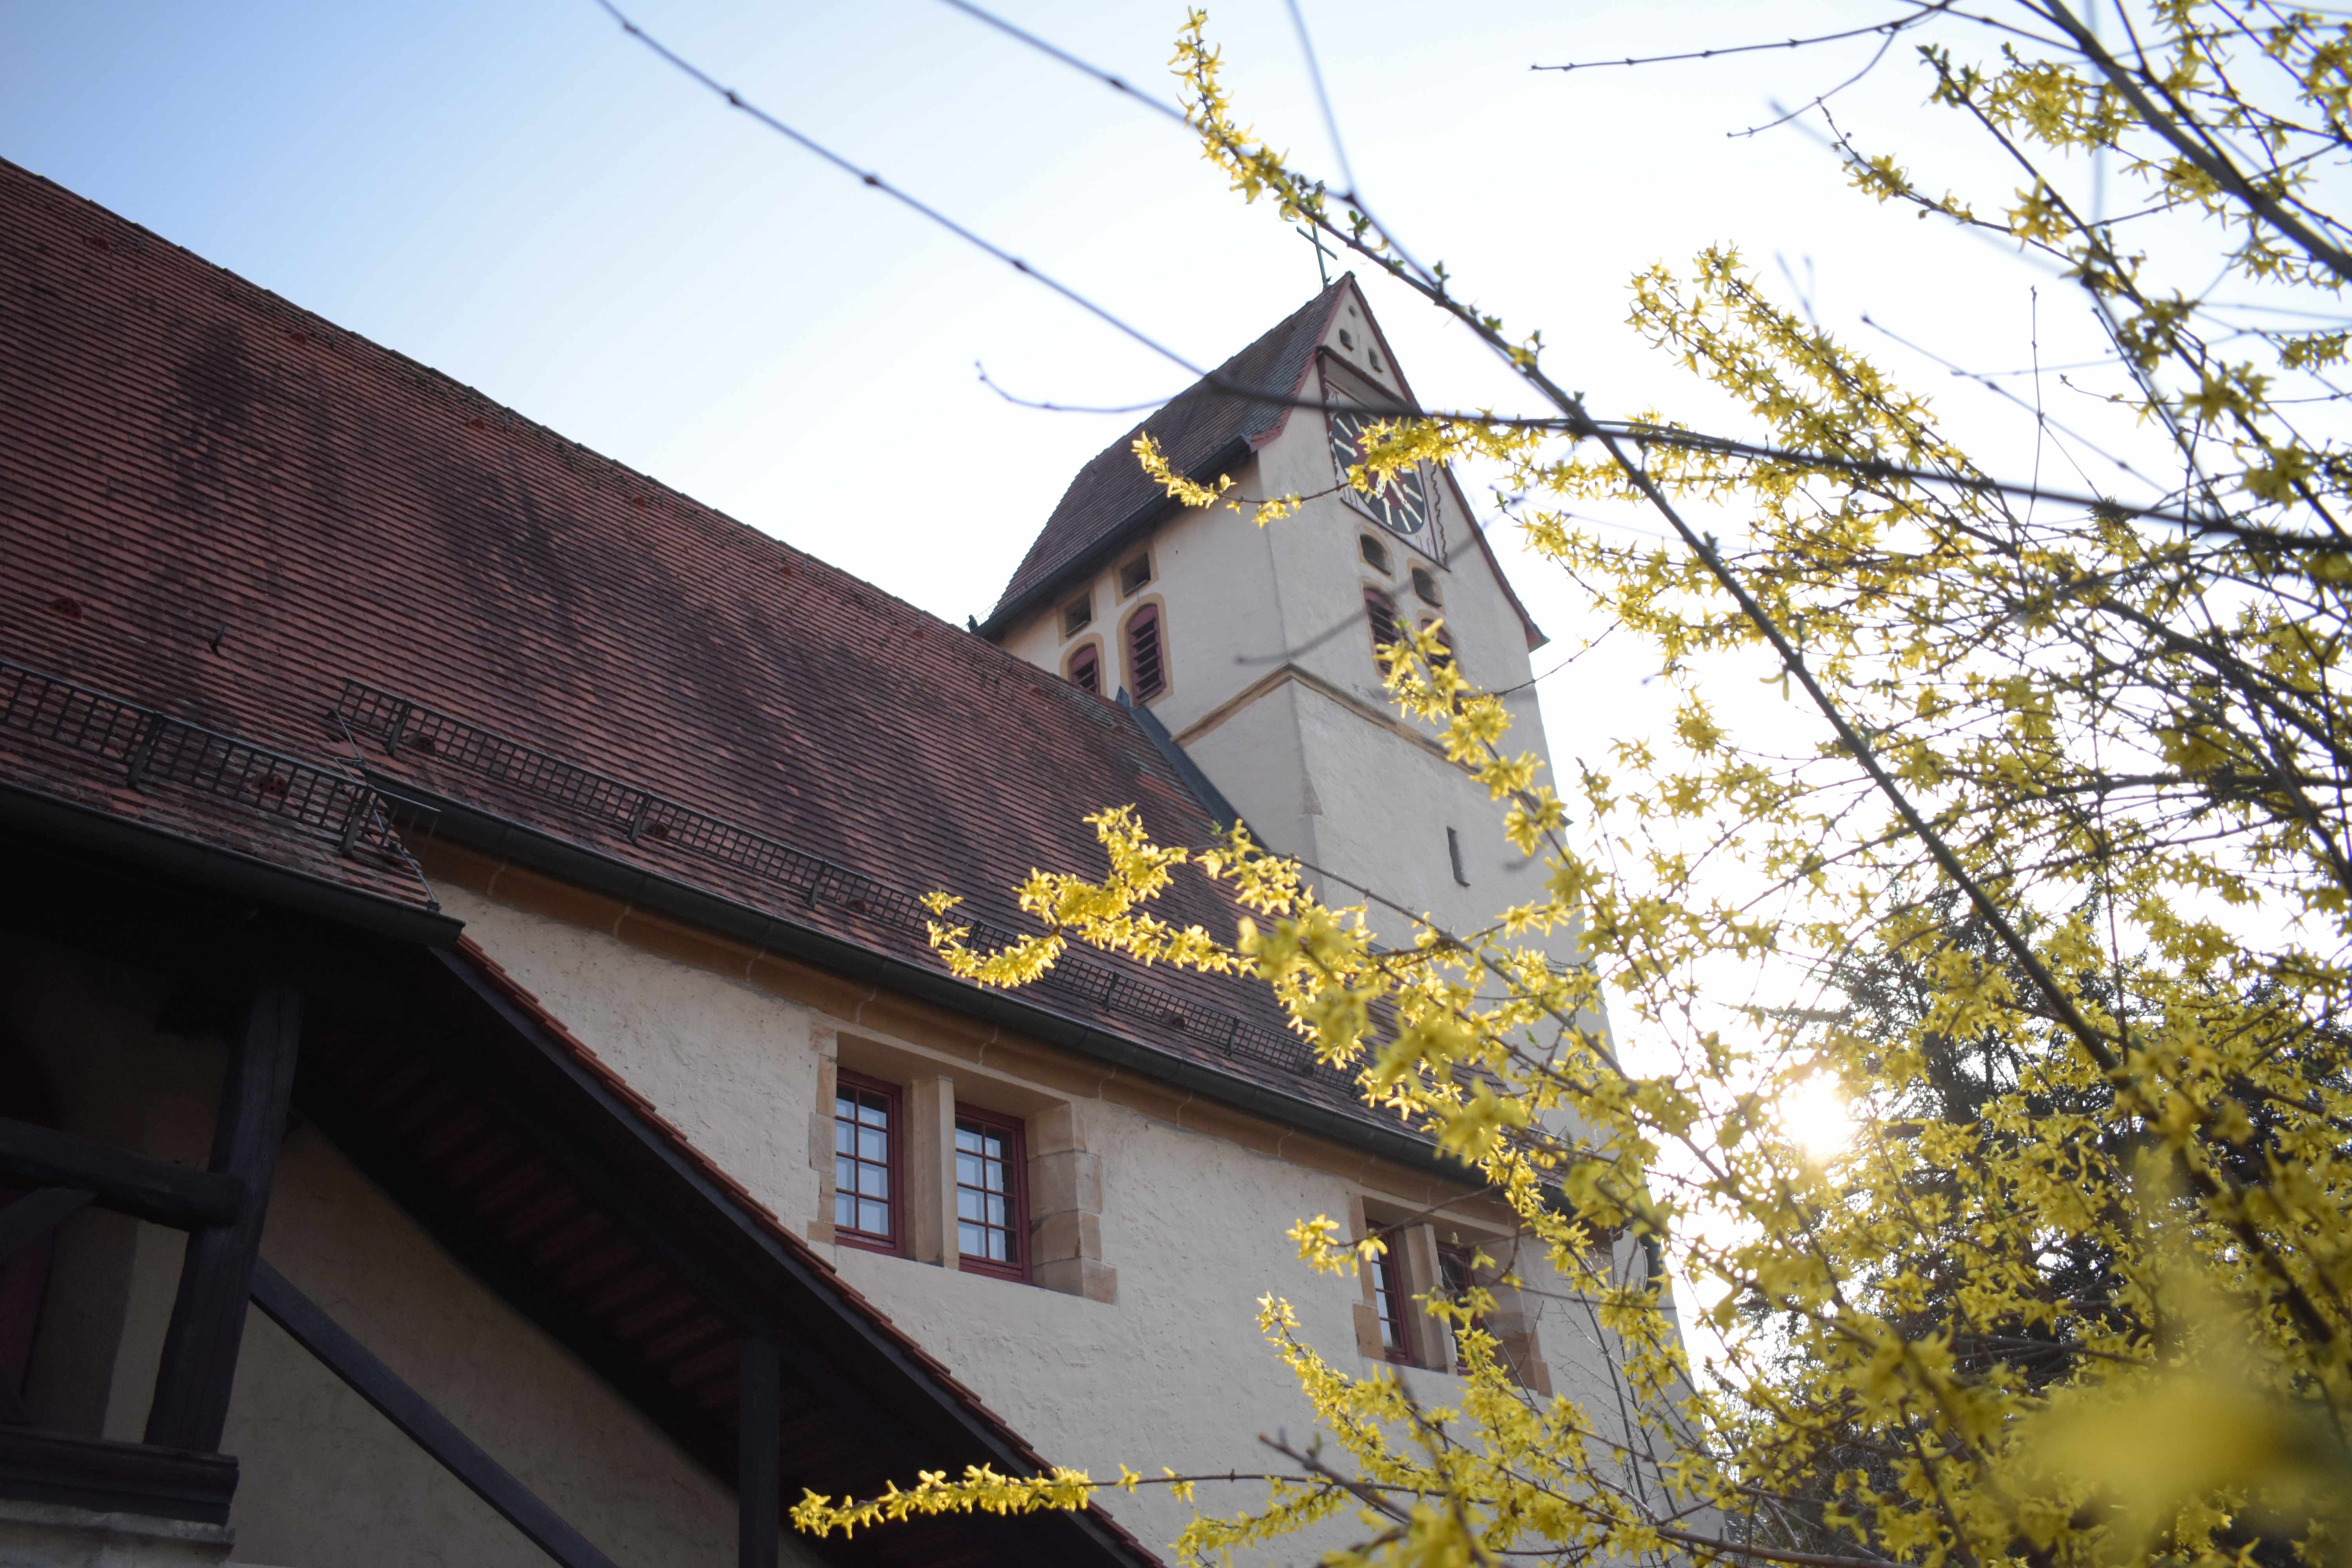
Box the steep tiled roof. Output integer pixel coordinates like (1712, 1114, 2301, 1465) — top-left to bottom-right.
(0, 159, 1410, 1140)
(982, 278, 1349, 631)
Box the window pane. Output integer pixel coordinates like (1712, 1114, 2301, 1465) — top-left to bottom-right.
(835, 1092, 853, 1120)
(985, 1194, 1006, 1226)
(835, 1154, 855, 1189)
(983, 1161, 1004, 1192)
(834, 1120, 854, 1154)
(858, 1126, 886, 1162)
(959, 1221, 984, 1254)
(989, 1232, 1011, 1261)
(858, 1096, 887, 1127)
(860, 1163, 888, 1198)
(956, 1151, 982, 1185)
(835, 1191, 855, 1228)
(859, 1199, 888, 1235)
(956, 1127, 982, 1153)
(958, 1188, 984, 1221)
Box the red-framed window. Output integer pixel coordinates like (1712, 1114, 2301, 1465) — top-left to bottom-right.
(953, 1106, 1027, 1281)
(1438, 1242, 1487, 1373)
(1364, 587, 1401, 659)
(832, 1071, 901, 1254)
(1066, 643, 1102, 695)
(1371, 1242, 1412, 1363)
(1126, 605, 1167, 701)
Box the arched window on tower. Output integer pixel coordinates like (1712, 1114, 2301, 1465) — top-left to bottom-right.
(1065, 642, 1102, 695)
(1125, 604, 1167, 701)
(1364, 586, 1401, 666)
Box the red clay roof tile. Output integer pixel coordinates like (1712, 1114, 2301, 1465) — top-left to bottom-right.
(0, 158, 1411, 1140)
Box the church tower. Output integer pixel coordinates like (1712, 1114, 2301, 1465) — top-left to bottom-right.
(982, 276, 1558, 953)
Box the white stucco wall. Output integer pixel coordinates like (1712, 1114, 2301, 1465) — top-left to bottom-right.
(996, 279, 1578, 959)
(434, 884, 1641, 1563)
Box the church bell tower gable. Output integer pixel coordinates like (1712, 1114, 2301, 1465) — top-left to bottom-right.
(993, 279, 1566, 955)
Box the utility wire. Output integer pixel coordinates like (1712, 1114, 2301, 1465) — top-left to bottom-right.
(1283, 0, 1359, 197)
(590, 0, 2329, 550)
(587, 0, 1207, 380)
(936, 0, 1189, 124)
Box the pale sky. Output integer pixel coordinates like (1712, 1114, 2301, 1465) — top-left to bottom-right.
(0, 0, 2097, 638)
(2, 0, 2147, 1368)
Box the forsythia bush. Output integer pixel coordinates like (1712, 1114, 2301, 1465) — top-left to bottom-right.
(799, 5, 2352, 1564)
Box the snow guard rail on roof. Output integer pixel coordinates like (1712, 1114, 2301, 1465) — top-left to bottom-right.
(332, 680, 1328, 1084)
(2, 657, 418, 873)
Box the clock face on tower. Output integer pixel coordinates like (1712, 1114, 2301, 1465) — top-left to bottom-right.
(1327, 409, 1432, 539)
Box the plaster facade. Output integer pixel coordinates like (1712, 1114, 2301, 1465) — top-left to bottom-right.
(0, 1501, 232, 1568)
(413, 870, 1643, 1560)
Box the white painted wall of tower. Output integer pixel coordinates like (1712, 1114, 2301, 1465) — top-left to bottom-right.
(998, 284, 1575, 955)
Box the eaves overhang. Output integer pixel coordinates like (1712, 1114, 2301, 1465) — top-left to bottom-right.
(377, 777, 1481, 1190)
(0, 779, 464, 949)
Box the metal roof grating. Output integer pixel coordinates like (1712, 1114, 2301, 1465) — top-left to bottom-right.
(3, 656, 421, 876)
(333, 680, 1325, 1082)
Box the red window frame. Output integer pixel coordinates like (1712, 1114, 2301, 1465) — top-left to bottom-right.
(1126, 605, 1166, 701)
(1066, 643, 1102, 695)
(832, 1070, 902, 1256)
(953, 1105, 1029, 1282)
(1438, 1242, 1487, 1373)
(1371, 1242, 1413, 1364)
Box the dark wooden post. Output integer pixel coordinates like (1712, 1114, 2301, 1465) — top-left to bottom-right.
(145, 981, 301, 1452)
(739, 1332, 780, 1568)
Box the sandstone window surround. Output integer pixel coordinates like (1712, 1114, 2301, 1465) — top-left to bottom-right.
(1346, 1195, 1550, 1395)
(808, 1038, 1116, 1303)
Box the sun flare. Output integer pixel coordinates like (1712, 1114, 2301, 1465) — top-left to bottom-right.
(1777, 1074, 1856, 1160)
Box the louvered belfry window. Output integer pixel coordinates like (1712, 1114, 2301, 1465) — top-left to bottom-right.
(1421, 617, 1456, 670)
(1364, 587, 1401, 659)
(1067, 644, 1102, 695)
(1127, 605, 1166, 701)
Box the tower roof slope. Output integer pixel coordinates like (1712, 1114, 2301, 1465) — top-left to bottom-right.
(983, 276, 1350, 632)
